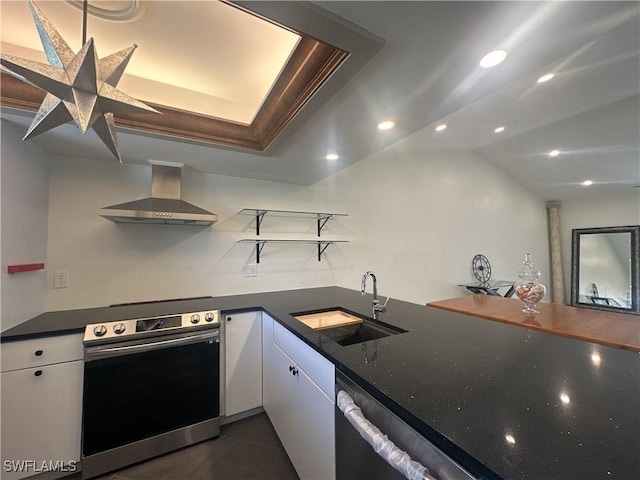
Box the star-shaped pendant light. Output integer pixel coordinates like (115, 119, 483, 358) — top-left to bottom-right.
(0, 0, 159, 162)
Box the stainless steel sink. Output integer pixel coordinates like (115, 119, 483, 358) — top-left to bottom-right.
(321, 319, 406, 346)
(292, 307, 406, 346)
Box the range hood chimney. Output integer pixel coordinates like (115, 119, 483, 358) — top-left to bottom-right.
(99, 162, 218, 226)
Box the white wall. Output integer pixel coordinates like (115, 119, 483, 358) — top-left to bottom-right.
(559, 191, 640, 302)
(1, 121, 50, 331)
(2, 120, 550, 315)
(45, 156, 342, 310)
(310, 131, 550, 305)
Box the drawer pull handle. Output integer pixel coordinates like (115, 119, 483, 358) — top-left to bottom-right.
(34, 350, 43, 356)
(34, 370, 43, 377)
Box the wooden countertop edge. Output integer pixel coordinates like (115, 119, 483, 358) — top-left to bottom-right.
(428, 298, 640, 353)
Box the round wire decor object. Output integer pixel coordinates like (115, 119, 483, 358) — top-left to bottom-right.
(472, 254, 492, 282)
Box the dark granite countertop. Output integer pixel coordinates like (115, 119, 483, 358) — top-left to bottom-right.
(2, 286, 638, 479)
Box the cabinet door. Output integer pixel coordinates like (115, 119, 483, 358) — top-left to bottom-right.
(297, 368, 336, 480)
(273, 321, 334, 398)
(263, 341, 299, 469)
(263, 314, 296, 458)
(224, 311, 263, 417)
(1, 361, 83, 480)
(262, 314, 275, 418)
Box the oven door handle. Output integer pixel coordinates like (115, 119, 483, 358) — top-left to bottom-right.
(84, 330, 219, 361)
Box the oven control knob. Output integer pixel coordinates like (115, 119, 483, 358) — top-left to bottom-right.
(113, 323, 126, 334)
(190, 314, 200, 324)
(93, 325, 107, 337)
(205, 312, 215, 323)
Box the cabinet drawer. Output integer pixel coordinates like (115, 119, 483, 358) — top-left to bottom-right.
(273, 322, 334, 399)
(1, 334, 84, 371)
(1, 361, 83, 479)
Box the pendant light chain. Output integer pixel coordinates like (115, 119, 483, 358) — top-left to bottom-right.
(82, 0, 88, 45)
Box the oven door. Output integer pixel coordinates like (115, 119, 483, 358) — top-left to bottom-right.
(82, 329, 220, 478)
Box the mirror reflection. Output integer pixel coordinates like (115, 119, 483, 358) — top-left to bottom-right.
(571, 226, 640, 314)
(578, 232, 632, 308)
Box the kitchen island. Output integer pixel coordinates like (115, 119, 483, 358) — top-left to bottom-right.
(2, 287, 639, 479)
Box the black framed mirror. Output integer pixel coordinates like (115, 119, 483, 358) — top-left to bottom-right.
(571, 225, 640, 314)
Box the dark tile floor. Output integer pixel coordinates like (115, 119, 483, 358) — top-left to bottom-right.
(76, 413, 299, 480)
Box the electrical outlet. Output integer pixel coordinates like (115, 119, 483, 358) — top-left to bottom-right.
(243, 264, 257, 277)
(53, 271, 69, 289)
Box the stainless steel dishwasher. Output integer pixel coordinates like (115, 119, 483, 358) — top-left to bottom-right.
(335, 372, 476, 480)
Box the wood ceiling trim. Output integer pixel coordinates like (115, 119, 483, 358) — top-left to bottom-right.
(253, 37, 349, 150)
(0, 35, 347, 152)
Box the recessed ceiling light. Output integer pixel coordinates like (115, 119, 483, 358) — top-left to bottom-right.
(435, 124, 447, 132)
(479, 50, 507, 68)
(548, 149, 560, 157)
(377, 120, 395, 130)
(494, 126, 505, 133)
(582, 180, 593, 186)
(326, 153, 339, 161)
(537, 73, 555, 83)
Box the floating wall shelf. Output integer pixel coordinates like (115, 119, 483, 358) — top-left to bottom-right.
(238, 208, 348, 236)
(237, 209, 348, 263)
(7, 263, 45, 274)
(238, 239, 348, 263)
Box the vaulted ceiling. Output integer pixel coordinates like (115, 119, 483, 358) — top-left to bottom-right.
(1, 1, 638, 202)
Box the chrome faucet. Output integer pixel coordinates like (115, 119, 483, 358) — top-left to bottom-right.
(360, 271, 389, 320)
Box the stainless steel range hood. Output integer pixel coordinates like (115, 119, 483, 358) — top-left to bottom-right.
(99, 163, 218, 226)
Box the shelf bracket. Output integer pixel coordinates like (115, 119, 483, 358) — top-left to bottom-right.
(318, 241, 332, 261)
(317, 216, 331, 237)
(255, 240, 266, 263)
(255, 211, 267, 236)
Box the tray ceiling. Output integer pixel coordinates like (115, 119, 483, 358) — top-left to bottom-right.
(1, 1, 638, 201)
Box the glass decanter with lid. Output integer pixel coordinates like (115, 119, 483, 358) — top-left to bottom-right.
(514, 253, 546, 313)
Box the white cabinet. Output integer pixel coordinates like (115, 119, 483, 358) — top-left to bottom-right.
(1, 334, 84, 480)
(224, 311, 263, 417)
(264, 339, 299, 458)
(1, 334, 83, 371)
(263, 314, 335, 480)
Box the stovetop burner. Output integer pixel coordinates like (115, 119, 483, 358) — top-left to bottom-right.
(109, 296, 213, 307)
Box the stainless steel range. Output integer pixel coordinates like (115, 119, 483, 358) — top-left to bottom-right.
(81, 306, 221, 479)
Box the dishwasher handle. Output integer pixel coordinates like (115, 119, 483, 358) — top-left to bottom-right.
(337, 390, 435, 480)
